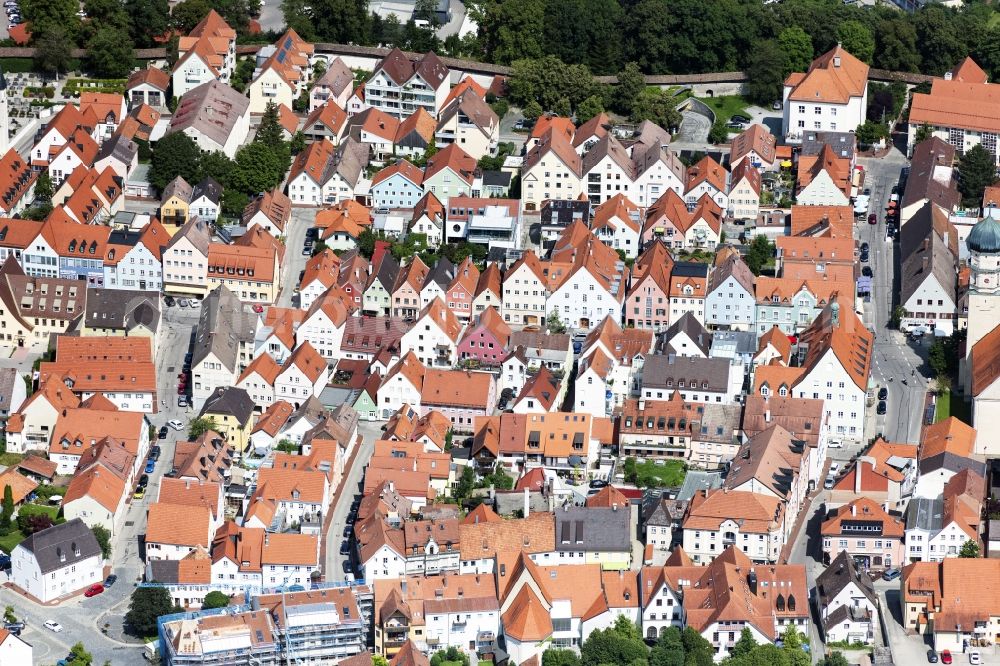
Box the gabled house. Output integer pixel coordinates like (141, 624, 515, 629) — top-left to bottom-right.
(521, 128, 583, 209)
(10, 519, 104, 603)
(590, 193, 642, 258)
(730, 124, 778, 172)
(400, 297, 464, 368)
(457, 306, 511, 367)
(822, 497, 905, 570)
(783, 45, 868, 143)
(371, 159, 424, 210)
(366, 49, 450, 119)
(423, 143, 477, 211)
(815, 551, 878, 645)
(287, 137, 371, 206)
(309, 57, 354, 111)
(434, 88, 499, 160)
(168, 80, 250, 159)
(171, 10, 237, 98)
(705, 252, 756, 331)
(796, 144, 852, 206)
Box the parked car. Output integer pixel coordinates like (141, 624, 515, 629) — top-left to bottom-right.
(862, 266, 873, 277)
(882, 568, 901, 581)
(969, 650, 981, 665)
(877, 400, 887, 415)
(343, 525, 352, 538)
(823, 475, 835, 490)
(868, 213, 877, 225)
(340, 540, 350, 555)
(138, 474, 149, 488)
(44, 620, 63, 632)
(731, 114, 751, 124)
(941, 649, 952, 664)
(178, 298, 189, 307)
(163, 295, 175, 307)
(189, 299, 200, 308)
(252, 304, 264, 313)
(860, 250, 870, 263)
(104, 574, 117, 587)
(342, 560, 352, 574)
(878, 387, 888, 400)
(589, 479, 609, 489)
(3, 621, 23, 635)
(145, 459, 156, 474)
(829, 462, 840, 474)
(927, 650, 939, 663)
(149, 446, 161, 461)
(725, 121, 745, 130)
(133, 486, 145, 500)
(157, 426, 168, 440)
(178, 396, 189, 407)
(84, 583, 105, 598)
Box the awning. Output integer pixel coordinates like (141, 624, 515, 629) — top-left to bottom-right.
(780, 160, 793, 168)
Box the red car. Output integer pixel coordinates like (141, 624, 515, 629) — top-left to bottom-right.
(868, 213, 877, 225)
(941, 649, 952, 664)
(177, 385, 187, 394)
(84, 583, 105, 598)
(252, 304, 264, 314)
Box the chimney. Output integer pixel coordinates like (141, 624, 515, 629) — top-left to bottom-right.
(765, 409, 771, 423)
(747, 570, 758, 595)
(833, 56, 841, 68)
(851, 503, 857, 517)
(264, 532, 270, 546)
(524, 486, 530, 518)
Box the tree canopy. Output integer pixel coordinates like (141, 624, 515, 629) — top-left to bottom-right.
(959, 144, 998, 208)
(125, 586, 179, 637)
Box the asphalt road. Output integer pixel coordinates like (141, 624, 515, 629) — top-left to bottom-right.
(855, 152, 927, 445)
(324, 421, 382, 580)
(276, 208, 316, 308)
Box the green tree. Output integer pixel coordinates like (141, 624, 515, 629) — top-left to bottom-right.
(86, 26, 135, 78)
(149, 132, 202, 193)
(34, 172, 54, 202)
(727, 643, 792, 666)
(453, 465, 475, 500)
(960, 539, 981, 558)
(959, 144, 998, 208)
(745, 40, 787, 106)
(817, 653, 850, 666)
(508, 56, 596, 111)
(553, 97, 571, 117)
(913, 5, 966, 76)
(491, 0, 545, 64)
(0, 484, 12, 529)
(778, 626, 809, 666)
(580, 615, 647, 666)
(542, 0, 623, 74)
(731, 628, 758, 658)
(231, 142, 290, 195)
(255, 102, 287, 150)
(543, 649, 582, 666)
(915, 123, 933, 144)
(125, 586, 176, 637)
(187, 416, 218, 439)
(522, 101, 543, 123)
(576, 95, 604, 124)
(202, 591, 231, 609)
(372, 656, 389, 666)
(745, 235, 774, 276)
(92, 524, 112, 559)
(614, 62, 646, 116)
(33, 26, 73, 76)
(3, 606, 16, 623)
(198, 151, 235, 188)
(874, 16, 921, 73)
(67, 642, 93, 666)
(85, 0, 129, 29)
(854, 120, 889, 148)
(631, 90, 682, 133)
(680, 626, 715, 664)
(836, 20, 875, 64)
(20, 0, 80, 44)
(170, 0, 212, 32)
(546, 310, 567, 334)
(290, 131, 307, 155)
(649, 626, 684, 666)
(708, 121, 729, 145)
(125, 0, 171, 48)
(777, 27, 813, 76)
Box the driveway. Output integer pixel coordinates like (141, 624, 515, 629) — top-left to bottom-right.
(675, 110, 710, 144)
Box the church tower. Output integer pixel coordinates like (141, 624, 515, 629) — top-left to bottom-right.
(962, 215, 1000, 390)
(0, 66, 8, 155)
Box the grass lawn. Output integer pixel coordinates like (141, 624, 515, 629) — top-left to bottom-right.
(696, 95, 750, 123)
(0, 529, 25, 554)
(936, 389, 972, 424)
(632, 459, 687, 487)
(0, 452, 24, 467)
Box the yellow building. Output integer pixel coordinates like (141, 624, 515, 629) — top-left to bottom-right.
(160, 176, 193, 226)
(198, 386, 255, 454)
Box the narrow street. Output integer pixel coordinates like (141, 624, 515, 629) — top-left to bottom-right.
(324, 421, 383, 579)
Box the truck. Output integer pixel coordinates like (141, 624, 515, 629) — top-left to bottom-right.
(144, 641, 160, 663)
